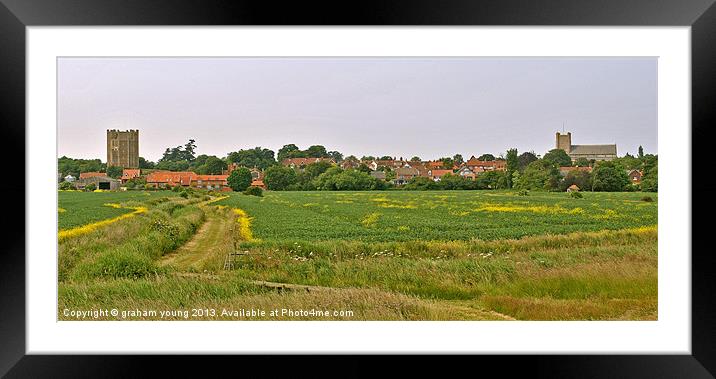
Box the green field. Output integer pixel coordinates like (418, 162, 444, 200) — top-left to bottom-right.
(57, 190, 658, 321)
(213, 191, 657, 242)
(58, 191, 177, 229)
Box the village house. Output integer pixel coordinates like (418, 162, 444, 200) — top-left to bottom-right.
(370, 171, 386, 180)
(428, 169, 453, 182)
(393, 167, 419, 185)
(456, 166, 477, 180)
(340, 159, 360, 170)
(145, 171, 231, 191)
(282, 157, 335, 169)
(464, 157, 506, 172)
(121, 168, 141, 183)
(567, 184, 580, 192)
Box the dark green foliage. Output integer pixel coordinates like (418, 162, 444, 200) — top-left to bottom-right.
(574, 157, 591, 167)
(313, 167, 387, 191)
(641, 196, 653, 202)
(227, 147, 276, 170)
(543, 149, 572, 167)
(59, 181, 75, 190)
(477, 154, 495, 161)
(518, 152, 539, 171)
(106, 166, 123, 179)
(194, 156, 227, 174)
(570, 191, 583, 199)
(58, 156, 105, 178)
(514, 160, 560, 191)
(85, 183, 96, 192)
(505, 148, 519, 188)
(227, 167, 253, 192)
(559, 171, 593, 192)
(263, 166, 298, 190)
(592, 161, 630, 192)
(243, 186, 264, 197)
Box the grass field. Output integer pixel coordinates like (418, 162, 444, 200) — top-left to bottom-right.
(57, 190, 658, 321)
(58, 191, 177, 229)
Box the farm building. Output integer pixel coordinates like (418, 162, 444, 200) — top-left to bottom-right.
(74, 176, 120, 190)
(79, 171, 106, 180)
(145, 171, 230, 190)
(121, 168, 141, 183)
(464, 157, 506, 171)
(566, 184, 580, 192)
(370, 171, 386, 180)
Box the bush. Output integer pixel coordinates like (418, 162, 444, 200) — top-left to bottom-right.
(517, 189, 529, 196)
(59, 181, 74, 190)
(179, 191, 188, 198)
(641, 196, 654, 202)
(243, 186, 264, 197)
(171, 185, 183, 192)
(569, 191, 583, 199)
(84, 183, 96, 192)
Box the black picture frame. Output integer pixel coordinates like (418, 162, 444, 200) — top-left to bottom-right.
(2, 0, 714, 377)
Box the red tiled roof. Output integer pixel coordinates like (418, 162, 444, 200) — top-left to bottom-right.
(121, 169, 141, 180)
(430, 169, 453, 177)
(79, 172, 105, 179)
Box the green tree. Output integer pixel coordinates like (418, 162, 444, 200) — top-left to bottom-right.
(515, 160, 559, 191)
(559, 170, 593, 192)
(357, 164, 372, 173)
(277, 144, 302, 162)
(638, 145, 644, 159)
(477, 154, 495, 161)
(379, 155, 393, 161)
(543, 149, 572, 167)
(361, 156, 376, 161)
(106, 166, 123, 179)
(517, 152, 538, 171)
(592, 161, 630, 192)
(410, 156, 422, 162)
(574, 157, 591, 167)
(328, 151, 343, 163)
(475, 170, 506, 190)
(263, 166, 298, 191)
(641, 161, 658, 192)
(138, 157, 155, 169)
(505, 148, 519, 188)
(199, 156, 228, 174)
(404, 176, 437, 190)
(227, 147, 276, 170)
(227, 167, 252, 192)
(440, 157, 454, 169)
(305, 145, 329, 158)
(453, 154, 464, 165)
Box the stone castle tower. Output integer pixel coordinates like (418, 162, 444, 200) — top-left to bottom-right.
(107, 129, 139, 168)
(556, 132, 572, 153)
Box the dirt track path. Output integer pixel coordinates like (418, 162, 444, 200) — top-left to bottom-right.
(160, 207, 235, 272)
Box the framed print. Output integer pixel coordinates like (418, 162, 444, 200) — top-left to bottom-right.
(2, 0, 715, 376)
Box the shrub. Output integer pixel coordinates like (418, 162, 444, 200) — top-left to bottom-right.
(179, 191, 189, 198)
(59, 181, 74, 190)
(517, 189, 529, 196)
(570, 191, 583, 199)
(172, 185, 183, 192)
(84, 183, 96, 192)
(641, 196, 654, 202)
(243, 186, 264, 197)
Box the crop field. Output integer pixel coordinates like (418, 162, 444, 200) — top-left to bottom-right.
(212, 191, 657, 242)
(57, 190, 658, 321)
(58, 191, 176, 229)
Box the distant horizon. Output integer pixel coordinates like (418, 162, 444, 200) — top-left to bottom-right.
(58, 57, 657, 162)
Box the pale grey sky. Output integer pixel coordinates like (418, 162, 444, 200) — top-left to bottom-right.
(58, 57, 657, 162)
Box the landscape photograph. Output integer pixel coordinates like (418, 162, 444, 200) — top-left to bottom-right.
(57, 57, 658, 321)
